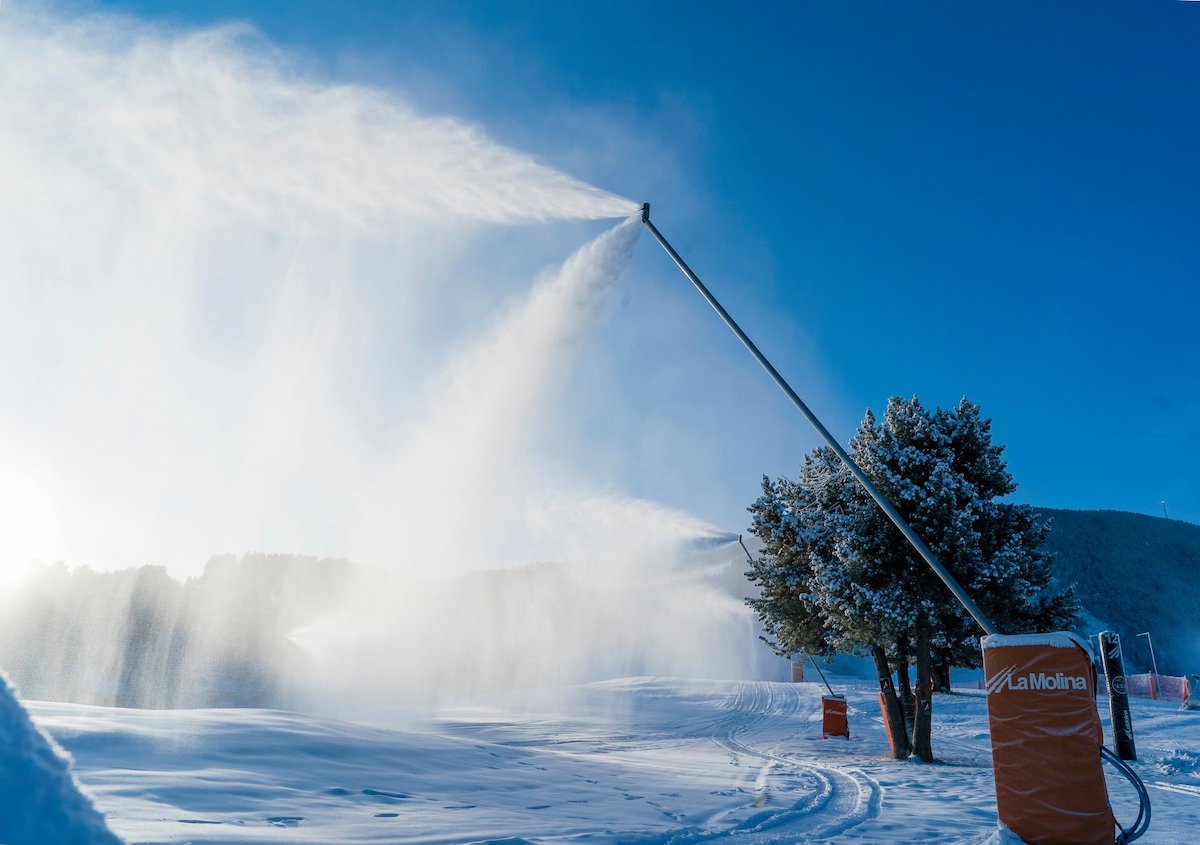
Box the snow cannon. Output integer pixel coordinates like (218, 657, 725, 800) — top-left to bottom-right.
(639, 206, 1150, 844)
(798, 653, 850, 740)
(983, 633, 1117, 844)
(821, 695, 849, 740)
(640, 204, 997, 638)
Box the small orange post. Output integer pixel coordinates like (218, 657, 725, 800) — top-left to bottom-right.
(822, 694, 849, 739)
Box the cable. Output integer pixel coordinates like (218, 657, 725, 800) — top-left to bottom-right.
(1100, 745, 1151, 843)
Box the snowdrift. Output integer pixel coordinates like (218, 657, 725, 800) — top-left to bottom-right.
(0, 672, 122, 845)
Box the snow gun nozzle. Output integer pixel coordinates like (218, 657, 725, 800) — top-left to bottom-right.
(641, 202, 650, 224)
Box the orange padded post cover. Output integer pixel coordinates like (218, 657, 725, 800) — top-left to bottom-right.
(877, 692, 905, 757)
(821, 694, 849, 739)
(982, 632, 1115, 845)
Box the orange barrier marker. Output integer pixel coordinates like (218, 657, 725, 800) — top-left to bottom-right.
(983, 632, 1115, 845)
(822, 694, 849, 739)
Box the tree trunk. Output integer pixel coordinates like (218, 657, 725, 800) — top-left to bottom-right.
(932, 652, 952, 693)
(871, 643, 910, 759)
(896, 636, 915, 736)
(911, 618, 935, 762)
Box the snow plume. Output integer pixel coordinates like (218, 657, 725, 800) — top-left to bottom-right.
(0, 10, 759, 715)
(0, 517, 759, 713)
(0, 673, 122, 845)
(0, 12, 636, 226)
(302, 218, 764, 713)
(290, 496, 759, 717)
(0, 9, 636, 574)
(351, 216, 642, 571)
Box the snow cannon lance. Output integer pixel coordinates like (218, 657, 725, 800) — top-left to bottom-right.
(738, 535, 849, 739)
(639, 202, 1150, 844)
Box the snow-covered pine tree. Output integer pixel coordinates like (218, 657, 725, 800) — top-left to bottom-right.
(746, 396, 1078, 762)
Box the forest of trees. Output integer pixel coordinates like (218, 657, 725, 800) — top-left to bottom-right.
(1038, 507, 1200, 676)
(0, 554, 356, 708)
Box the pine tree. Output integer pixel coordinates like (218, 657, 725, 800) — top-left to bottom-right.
(746, 396, 1078, 761)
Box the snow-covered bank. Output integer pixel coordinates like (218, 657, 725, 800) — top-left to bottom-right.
(29, 677, 1200, 843)
(0, 673, 122, 844)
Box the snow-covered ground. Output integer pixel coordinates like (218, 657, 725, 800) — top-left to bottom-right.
(30, 677, 1200, 844)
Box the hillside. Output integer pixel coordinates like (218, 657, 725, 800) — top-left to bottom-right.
(1035, 507, 1200, 675)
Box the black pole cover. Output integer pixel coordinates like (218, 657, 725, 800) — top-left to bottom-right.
(1098, 631, 1137, 761)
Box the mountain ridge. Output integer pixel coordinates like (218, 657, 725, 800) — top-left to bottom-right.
(1031, 506, 1199, 675)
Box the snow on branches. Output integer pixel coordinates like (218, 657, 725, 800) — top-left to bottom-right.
(745, 396, 1077, 665)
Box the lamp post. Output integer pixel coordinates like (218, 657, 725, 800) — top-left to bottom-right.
(1136, 631, 1160, 700)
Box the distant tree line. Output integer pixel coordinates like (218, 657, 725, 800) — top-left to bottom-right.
(0, 554, 355, 708)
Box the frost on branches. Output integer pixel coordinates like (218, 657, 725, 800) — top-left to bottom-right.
(745, 396, 1077, 761)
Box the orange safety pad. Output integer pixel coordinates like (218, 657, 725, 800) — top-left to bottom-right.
(877, 691, 904, 756)
(822, 694, 849, 739)
(982, 632, 1114, 845)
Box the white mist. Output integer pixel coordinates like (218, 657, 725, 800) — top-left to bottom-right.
(0, 10, 762, 715)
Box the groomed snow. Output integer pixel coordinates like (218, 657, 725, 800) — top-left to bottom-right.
(28, 676, 1200, 844)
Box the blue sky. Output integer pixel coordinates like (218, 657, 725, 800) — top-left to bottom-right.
(51, 0, 1200, 529)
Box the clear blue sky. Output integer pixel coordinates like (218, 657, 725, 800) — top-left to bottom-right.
(63, 0, 1200, 526)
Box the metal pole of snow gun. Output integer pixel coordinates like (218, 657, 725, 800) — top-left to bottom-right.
(641, 203, 996, 636)
(737, 535, 838, 700)
(808, 655, 837, 698)
(737, 534, 754, 570)
(643, 203, 1150, 841)
(737, 536, 838, 699)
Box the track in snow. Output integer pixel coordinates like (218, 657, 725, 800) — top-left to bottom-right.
(41, 677, 1054, 844)
(666, 680, 881, 842)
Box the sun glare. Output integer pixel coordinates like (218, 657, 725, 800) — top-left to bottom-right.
(0, 471, 57, 592)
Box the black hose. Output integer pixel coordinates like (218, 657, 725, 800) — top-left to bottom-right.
(1100, 744, 1151, 843)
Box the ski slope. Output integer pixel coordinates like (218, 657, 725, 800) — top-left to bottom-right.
(30, 677, 1200, 843)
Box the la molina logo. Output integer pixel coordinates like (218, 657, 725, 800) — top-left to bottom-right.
(986, 664, 1089, 695)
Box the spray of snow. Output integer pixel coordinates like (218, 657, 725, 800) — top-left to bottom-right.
(288, 501, 758, 717)
(0, 12, 635, 227)
(350, 216, 643, 571)
(0, 9, 636, 575)
(291, 221, 760, 714)
(0, 673, 122, 844)
(0, 10, 760, 714)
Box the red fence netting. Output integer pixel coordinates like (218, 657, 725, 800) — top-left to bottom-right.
(1125, 673, 1191, 702)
